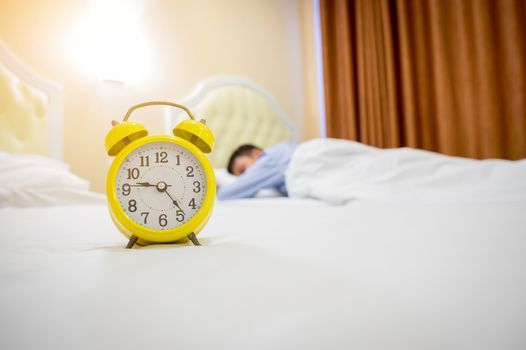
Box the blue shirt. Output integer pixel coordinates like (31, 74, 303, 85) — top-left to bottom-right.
(217, 142, 297, 200)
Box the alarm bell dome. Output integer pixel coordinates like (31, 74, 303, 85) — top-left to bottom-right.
(105, 122, 148, 156)
(173, 120, 214, 154)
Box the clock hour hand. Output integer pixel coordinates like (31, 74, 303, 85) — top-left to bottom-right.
(131, 182, 156, 187)
(131, 182, 172, 188)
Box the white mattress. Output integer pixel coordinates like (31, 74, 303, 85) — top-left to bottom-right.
(1, 198, 525, 350)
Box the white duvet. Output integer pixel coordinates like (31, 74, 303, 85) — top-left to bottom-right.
(286, 139, 526, 205)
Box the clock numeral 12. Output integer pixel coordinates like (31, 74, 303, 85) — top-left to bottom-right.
(155, 152, 168, 163)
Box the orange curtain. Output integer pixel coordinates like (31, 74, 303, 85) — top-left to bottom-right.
(320, 0, 526, 159)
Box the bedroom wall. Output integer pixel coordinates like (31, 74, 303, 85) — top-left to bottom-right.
(0, 0, 321, 192)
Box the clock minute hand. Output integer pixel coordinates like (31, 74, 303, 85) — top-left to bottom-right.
(163, 189, 185, 213)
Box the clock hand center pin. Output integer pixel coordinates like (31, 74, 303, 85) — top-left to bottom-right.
(156, 181, 168, 192)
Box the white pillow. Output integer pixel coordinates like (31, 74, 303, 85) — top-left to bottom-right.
(214, 168, 237, 187)
(0, 152, 104, 207)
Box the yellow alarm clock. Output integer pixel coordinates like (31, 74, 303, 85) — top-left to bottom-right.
(104, 101, 215, 249)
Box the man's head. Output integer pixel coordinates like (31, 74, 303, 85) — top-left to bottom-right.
(227, 144, 262, 176)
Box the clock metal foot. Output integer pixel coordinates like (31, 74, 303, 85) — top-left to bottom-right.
(126, 235, 138, 249)
(187, 232, 201, 246)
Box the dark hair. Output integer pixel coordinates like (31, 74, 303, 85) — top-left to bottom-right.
(227, 144, 260, 174)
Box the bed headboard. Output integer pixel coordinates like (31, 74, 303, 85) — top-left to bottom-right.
(0, 41, 62, 159)
(165, 75, 299, 168)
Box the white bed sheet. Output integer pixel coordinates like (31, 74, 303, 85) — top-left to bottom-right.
(1, 199, 525, 350)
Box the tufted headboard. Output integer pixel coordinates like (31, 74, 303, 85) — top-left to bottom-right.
(0, 41, 62, 159)
(164, 76, 299, 168)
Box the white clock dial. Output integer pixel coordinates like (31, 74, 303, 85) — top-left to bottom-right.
(115, 141, 207, 230)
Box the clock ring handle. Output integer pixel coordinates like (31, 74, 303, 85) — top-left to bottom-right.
(120, 101, 196, 124)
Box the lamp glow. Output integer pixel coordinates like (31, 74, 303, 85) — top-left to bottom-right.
(69, 0, 151, 84)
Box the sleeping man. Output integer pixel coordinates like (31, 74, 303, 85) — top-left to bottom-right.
(217, 142, 297, 200)
(217, 138, 526, 204)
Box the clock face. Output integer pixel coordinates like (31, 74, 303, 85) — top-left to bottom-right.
(115, 141, 207, 230)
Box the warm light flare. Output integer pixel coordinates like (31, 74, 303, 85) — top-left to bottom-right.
(68, 0, 151, 84)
